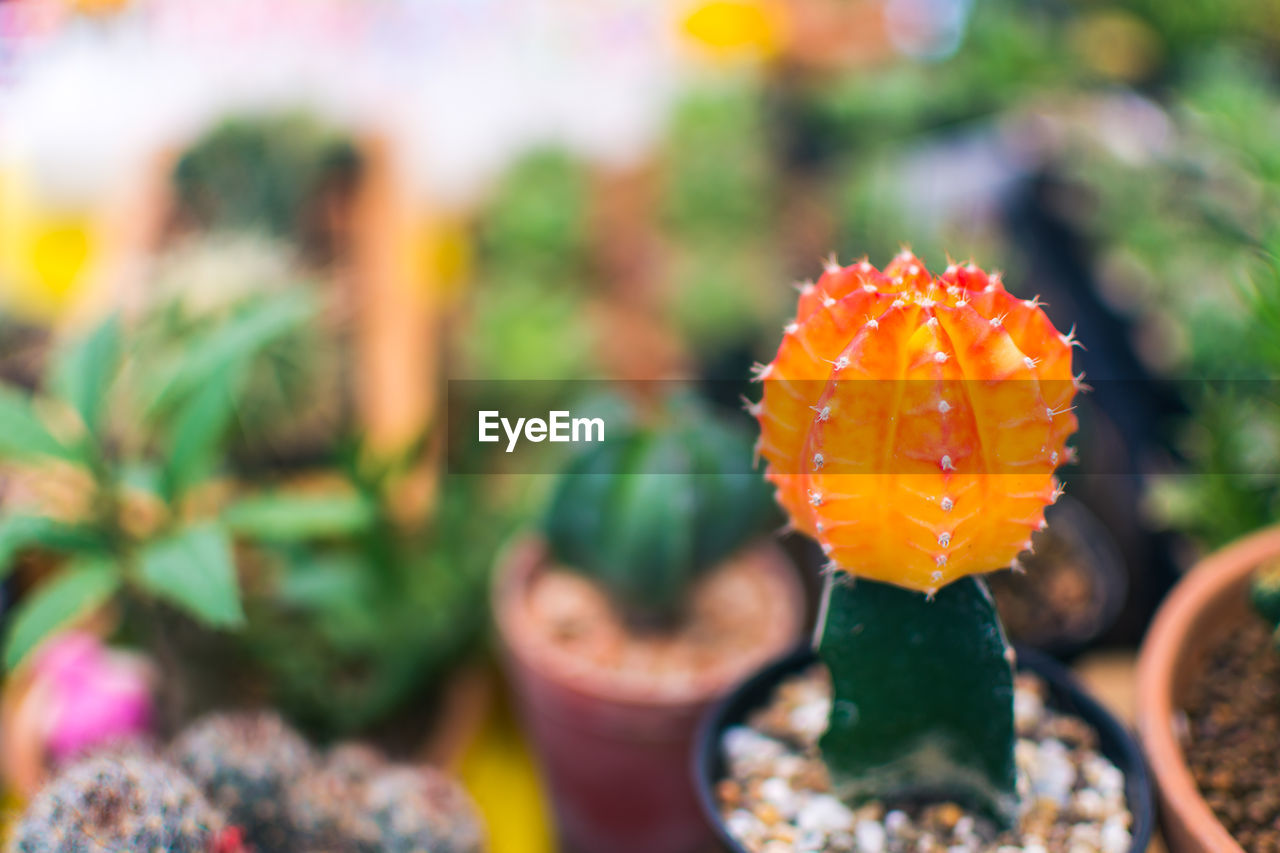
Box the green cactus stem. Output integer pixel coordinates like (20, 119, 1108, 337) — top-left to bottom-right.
(816, 574, 1018, 827)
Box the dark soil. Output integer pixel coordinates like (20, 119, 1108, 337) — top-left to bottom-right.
(1182, 618, 1280, 852)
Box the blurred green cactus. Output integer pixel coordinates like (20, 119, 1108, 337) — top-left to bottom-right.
(543, 395, 774, 627)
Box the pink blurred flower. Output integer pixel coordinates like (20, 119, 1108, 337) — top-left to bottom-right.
(29, 631, 154, 762)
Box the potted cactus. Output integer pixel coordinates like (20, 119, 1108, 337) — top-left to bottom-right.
(7, 708, 486, 853)
(1136, 528, 1280, 853)
(696, 252, 1152, 852)
(493, 395, 805, 853)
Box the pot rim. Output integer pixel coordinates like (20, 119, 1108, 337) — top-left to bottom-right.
(694, 644, 1155, 853)
(1134, 524, 1280, 853)
(492, 533, 806, 711)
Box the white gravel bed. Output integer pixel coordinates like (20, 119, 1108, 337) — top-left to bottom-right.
(716, 666, 1132, 853)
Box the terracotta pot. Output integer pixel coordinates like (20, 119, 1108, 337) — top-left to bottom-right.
(1136, 524, 1280, 853)
(493, 536, 805, 853)
(697, 646, 1154, 853)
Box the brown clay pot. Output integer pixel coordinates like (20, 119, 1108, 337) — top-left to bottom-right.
(493, 536, 805, 853)
(1135, 524, 1280, 853)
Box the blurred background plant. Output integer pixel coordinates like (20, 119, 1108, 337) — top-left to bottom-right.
(5, 0, 1280, 846)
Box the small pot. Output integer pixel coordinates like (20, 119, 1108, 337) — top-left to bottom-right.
(494, 536, 805, 853)
(695, 645, 1155, 853)
(1135, 524, 1280, 853)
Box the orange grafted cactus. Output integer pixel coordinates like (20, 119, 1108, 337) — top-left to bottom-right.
(753, 251, 1081, 593)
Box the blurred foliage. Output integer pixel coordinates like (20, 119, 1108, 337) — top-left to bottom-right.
(1047, 50, 1280, 546)
(661, 85, 774, 238)
(660, 83, 786, 356)
(465, 150, 596, 380)
(0, 293, 317, 669)
(172, 112, 360, 250)
(476, 149, 591, 280)
(461, 271, 596, 380)
(128, 235, 344, 471)
(231, 465, 510, 738)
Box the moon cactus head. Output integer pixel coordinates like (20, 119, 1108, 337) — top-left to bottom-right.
(753, 251, 1082, 593)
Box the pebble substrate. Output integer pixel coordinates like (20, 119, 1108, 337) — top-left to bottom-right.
(717, 665, 1132, 853)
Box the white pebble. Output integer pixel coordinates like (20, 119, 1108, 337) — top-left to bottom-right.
(884, 810, 909, 836)
(726, 809, 764, 840)
(789, 699, 831, 743)
(722, 727, 784, 774)
(855, 820, 886, 852)
(760, 776, 798, 817)
(798, 795, 855, 835)
(1074, 788, 1106, 819)
(1030, 739, 1076, 804)
(1013, 689, 1044, 732)
(1101, 817, 1131, 853)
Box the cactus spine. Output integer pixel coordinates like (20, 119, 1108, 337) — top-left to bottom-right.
(755, 252, 1079, 825)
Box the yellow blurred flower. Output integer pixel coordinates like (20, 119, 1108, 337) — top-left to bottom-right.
(0, 167, 101, 323)
(680, 0, 787, 62)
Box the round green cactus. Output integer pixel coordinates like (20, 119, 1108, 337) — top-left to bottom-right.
(543, 396, 774, 627)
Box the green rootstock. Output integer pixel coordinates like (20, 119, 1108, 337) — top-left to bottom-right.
(817, 575, 1018, 827)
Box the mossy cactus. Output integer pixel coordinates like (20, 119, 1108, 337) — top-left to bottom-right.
(754, 251, 1079, 826)
(9, 754, 228, 852)
(544, 395, 773, 627)
(288, 744, 483, 853)
(168, 711, 315, 852)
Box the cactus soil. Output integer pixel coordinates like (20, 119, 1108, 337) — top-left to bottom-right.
(1179, 616, 1280, 852)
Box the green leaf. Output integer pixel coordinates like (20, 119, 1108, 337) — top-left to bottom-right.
(138, 524, 245, 629)
(223, 492, 377, 542)
(4, 560, 121, 670)
(144, 291, 316, 418)
(52, 315, 121, 437)
(275, 552, 373, 610)
(0, 386, 76, 463)
(0, 515, 106, 576)
(164, 364, 243, 499)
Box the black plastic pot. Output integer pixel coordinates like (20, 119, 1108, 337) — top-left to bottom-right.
(694, 645, 1154, 853)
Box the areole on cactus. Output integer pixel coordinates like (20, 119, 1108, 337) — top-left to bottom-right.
(754, 249, 1081, 594)
(752, 250, 1083, 825)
